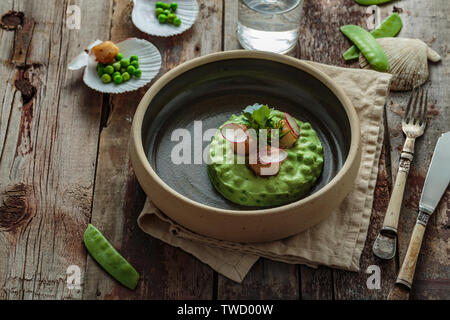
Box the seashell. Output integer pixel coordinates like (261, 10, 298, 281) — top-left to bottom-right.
(359, 38, 441, 91)
(68, 38, 162, 94)
(132, 0, 199, 37)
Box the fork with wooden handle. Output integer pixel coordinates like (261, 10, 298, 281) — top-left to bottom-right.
(373, 88, 428, 260)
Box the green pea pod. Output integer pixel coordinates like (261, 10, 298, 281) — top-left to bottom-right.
(343, 13, 402, 60)
(354, 0, 392, 5)
(340, 25, 389, 71)
(84, 224, 139, 290)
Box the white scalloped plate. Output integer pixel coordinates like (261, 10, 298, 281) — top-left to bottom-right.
(132, 0, 198, 37)
(68, 38, 162, 94)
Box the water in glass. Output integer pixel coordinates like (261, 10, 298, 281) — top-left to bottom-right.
(238, 0, 302, 54)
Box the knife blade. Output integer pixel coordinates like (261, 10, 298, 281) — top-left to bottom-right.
(419, 131, 450, 215)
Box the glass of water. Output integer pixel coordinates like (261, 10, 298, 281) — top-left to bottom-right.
(238, 0, 302, 54)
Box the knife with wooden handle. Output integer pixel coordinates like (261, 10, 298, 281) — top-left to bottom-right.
(387, 131, 450, 300)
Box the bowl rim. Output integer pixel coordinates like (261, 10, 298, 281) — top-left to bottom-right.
(131, 50, 361, 217)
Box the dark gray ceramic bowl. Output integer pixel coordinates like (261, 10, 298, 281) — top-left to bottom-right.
(131, 51, 361, 242)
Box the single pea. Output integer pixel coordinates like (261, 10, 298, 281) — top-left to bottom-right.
(97, 66, 105, 76)
(112, 62, 121, 71)
(111, 254, 122, 264)
(155, 1, 165, 9)
(104, 65, 114, 75)
(113, 74, 123, 84)
(127, 65, 136, 74)
(316, 157, 324, 166)
(96, 62, 105, 71)
(120, 67, 127, 74)
(163, 9, 171, 16)
(161, 2, 170, 9)
(130, 55, 139, 62)
(155, 8, 164, 17)
(133, 69, 142, 77)
(316, 145, 323, 153)
(158, 13, 168, 23)
(112, 71, 121, 78)
(167, 13, 176, 23)
(300, 165, 312, 175)
(115, 53, 124, 61)
(122, 72, 131, 81)
(343, 13, 402, 60)
(303, 154, 314, 164)
(173, 17, 181, 27)
(101, 74, 111, 83)
(120, 59, 130, 68)
(301, 122, 311, 130)
(170, 2, 178, 11)
(340, 25, 389, 71)
(83, 224, 139, 290)
(131, 60, 139, 68)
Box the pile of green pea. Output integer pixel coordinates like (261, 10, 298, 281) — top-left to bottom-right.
(97, 53, 142, 84)
(155, 2, 181, 26)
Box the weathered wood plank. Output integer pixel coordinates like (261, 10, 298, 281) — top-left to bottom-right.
(299, 266, 333, 300)
(218, 259, 299, 299)
(383, 0, 450, 300)
(0, 0, 112, 299)
(82, 0, 223, 299)
(298, 0, 368, 67)
(223, 0, 239, 51)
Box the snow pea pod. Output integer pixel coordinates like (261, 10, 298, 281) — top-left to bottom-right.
(343, 13, 402, 60)
(354, 0, 392, 5)
(84, 224, 139, 290)
(340, 25, 389, 71)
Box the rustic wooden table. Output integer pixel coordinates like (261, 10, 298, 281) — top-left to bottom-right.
(0, 0, 448, 300)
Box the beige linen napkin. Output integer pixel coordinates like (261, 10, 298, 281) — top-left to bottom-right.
(137, 61, 392, 283)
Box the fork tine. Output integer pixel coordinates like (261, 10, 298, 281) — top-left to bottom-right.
(414, 88, 424, 124)
(410, 87, 422, 124)
(404, 87, 416, 122)
(421, 89, 428, 126)
(409, 88, 420, 123)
